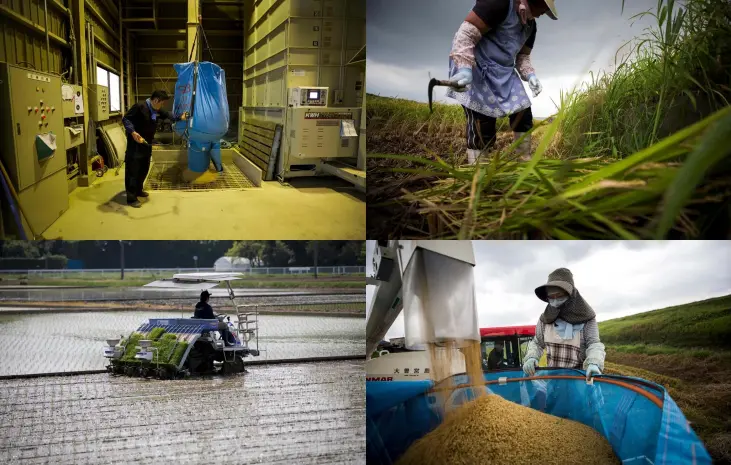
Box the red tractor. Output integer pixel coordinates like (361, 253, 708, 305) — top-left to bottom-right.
(479, 325, 536, 372)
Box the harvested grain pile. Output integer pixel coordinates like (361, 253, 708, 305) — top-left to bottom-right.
(396, 394, 620, 465)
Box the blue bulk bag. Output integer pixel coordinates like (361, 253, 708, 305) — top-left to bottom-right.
(366, 368, 711, 465)
(173, 61, 229, 173)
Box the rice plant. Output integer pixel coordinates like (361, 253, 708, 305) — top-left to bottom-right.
(367, 0, 731, 239)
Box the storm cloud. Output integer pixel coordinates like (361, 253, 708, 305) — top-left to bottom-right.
(366, 241, 731, 340)
(367, 0, 661, 117)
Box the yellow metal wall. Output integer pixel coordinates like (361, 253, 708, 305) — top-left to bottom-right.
(0, 0, 70, 74)
(242, 0, 366, 123)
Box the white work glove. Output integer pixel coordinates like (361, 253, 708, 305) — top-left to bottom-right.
(448, 67, 473, 91)
(586, 364, 601, 381)
(527, 73, 542, 98)
(523, 357, 539, 377)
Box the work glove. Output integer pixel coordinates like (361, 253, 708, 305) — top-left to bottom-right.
(448, 67, 473, 91)
(523, 357, 539, 377)
(527, 73, 542, 98)
(586, 364, 601, 381)
(131, 131, 146, 145)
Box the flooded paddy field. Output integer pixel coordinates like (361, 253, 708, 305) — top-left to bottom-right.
(0, 361, 365, 464)
(0, 312, 364, 377)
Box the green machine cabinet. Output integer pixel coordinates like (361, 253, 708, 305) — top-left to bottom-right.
(0, 63, 69, 236)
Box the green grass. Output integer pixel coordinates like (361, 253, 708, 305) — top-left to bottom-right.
(598, 294, 731, 349)
(367, 0, 731, 239)
(609, 343, 714, 358)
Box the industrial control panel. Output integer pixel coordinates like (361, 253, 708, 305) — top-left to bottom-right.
(88, 83, 109, 121)
(284, 107, 360, 160)
(288, 87, 329, 107)
(0, 63, 69, 235)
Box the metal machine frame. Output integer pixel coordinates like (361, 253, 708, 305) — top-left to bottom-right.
(366, 240, 476, 357)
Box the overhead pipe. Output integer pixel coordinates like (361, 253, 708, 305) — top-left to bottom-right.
(91, 24, 96, 83)
(43, 0, 51, 73)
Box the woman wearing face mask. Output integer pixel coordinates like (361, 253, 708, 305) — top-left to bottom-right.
(522, 268, 606, 380)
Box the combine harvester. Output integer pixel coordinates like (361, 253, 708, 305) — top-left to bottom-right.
(103, 272, 259, 379)
(366, 241, 712, 465)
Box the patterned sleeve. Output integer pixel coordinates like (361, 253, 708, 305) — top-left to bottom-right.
(535, 318, 544, 347)
(583, 318, 601, 346)
(525, 317, 545, 361)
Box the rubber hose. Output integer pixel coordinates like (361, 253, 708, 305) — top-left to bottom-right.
(0, 160, 35, 239)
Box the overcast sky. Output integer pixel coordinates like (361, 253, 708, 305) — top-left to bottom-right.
(367, 0, 661, 117)
(366, 241, 731, 340)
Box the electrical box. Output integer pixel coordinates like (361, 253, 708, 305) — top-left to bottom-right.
(284, 107, 360, 160)
(64, 124, 85, 149)
(88, 84, 109, 121)
(288, 87, 329, 108)
(61, 84, 84, 118)
(0, 63, 69, 235)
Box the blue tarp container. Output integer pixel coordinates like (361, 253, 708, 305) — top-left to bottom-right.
(172, 61, 229, 173)
(367, 368, 711, 465)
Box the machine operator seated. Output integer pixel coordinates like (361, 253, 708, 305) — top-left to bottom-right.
(193, 290, 236, 346)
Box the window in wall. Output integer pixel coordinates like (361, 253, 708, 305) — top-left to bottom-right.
(96, 66, 108, 87)
(108, 72, 120, 112)
(96, 65, 121, 113)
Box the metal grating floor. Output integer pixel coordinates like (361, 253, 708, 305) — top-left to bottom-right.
(145, 162, 255, 191)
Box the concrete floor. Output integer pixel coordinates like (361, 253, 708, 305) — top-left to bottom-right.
(41, 166, 365, 239)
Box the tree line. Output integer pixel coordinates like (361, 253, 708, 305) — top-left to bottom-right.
(0, 241, 366, 268)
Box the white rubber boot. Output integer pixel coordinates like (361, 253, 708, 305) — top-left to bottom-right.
(466, 149, 481, 165)
(514, 132, 532, 161)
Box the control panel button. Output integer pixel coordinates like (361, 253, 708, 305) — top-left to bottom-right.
(41, 114, 46, 120)
(27, 106, 32, 112)
(34, 107, 39, 112)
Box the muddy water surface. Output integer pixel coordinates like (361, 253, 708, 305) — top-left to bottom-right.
(0, 361, 365, 463)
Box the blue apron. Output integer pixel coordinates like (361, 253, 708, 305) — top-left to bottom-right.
(447, 4, 535, 118)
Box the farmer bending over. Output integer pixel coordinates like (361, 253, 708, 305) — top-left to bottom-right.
(447, 0, 558, 164)
(522, 268, 605, 381)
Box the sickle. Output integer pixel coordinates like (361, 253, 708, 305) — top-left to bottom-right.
(428, 78, 465, 113)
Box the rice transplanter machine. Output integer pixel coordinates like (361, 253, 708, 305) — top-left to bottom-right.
(103, 272, 260, 378)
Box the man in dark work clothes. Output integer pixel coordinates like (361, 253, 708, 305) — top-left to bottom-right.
(193, 290, 235, 346)
(121, 90, 188, 207)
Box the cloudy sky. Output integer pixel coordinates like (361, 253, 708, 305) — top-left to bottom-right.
(366, 241, 731, 340)
(367, 0, 661, 117)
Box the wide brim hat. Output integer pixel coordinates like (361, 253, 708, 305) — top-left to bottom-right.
(535, 267, 574, 302)
(544, 0, 558, 20)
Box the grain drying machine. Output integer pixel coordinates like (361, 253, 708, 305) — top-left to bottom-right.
(103, 272, 260, 379)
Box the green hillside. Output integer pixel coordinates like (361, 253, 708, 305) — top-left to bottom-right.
(598, 294, 731, 349)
